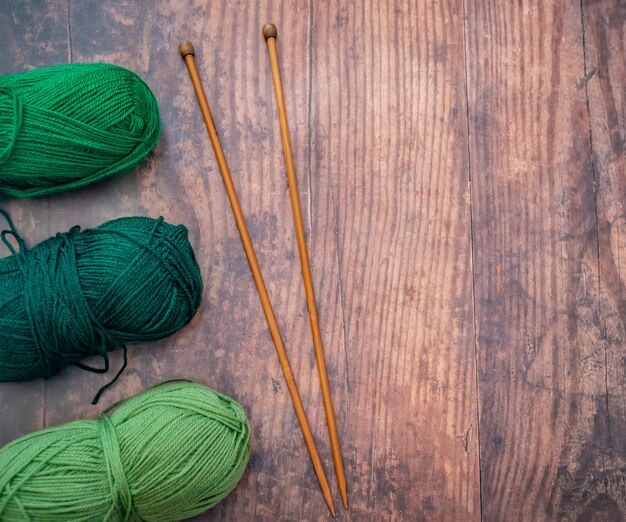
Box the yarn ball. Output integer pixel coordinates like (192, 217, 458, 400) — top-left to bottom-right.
(0, 380, 251, 521)
(0, 213, 203, 389)
(0, 63, 161, 198)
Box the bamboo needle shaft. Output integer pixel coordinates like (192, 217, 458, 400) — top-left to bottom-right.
(178, 41, 336, 518)
(262, 23, 348, 510)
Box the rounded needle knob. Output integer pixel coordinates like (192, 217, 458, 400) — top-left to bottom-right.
(178, 41, 195, 58)
(262, 23, 277, 40)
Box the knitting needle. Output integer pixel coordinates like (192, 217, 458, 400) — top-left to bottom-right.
(179, 41, 336, 518)
(262, 23, 348, 510)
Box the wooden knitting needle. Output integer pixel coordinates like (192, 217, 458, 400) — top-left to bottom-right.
(179, 41, 336, 518)
(262, 23, 348, 510)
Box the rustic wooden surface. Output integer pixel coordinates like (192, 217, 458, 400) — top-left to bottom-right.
(465, 1, 625, 520)
(0, 1, 623, 520)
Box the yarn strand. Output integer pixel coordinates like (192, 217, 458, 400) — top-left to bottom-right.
(90, 345, 128, 405)
(0, 209, 26, 257)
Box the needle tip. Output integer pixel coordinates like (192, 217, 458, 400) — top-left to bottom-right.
(324, 494, 337, 518)
(262, 23, 278, 40)
(178, 41, 195, 58)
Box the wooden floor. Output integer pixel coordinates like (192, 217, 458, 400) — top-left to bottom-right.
(1, 1, 625, 520)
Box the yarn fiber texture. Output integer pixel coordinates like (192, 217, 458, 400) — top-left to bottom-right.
(0, 213, 203, 392)
(0, 380, 251, 521)
(0, 63, 161, 198)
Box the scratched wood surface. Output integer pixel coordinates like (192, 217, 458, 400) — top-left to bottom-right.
(0, 1, 623, 521)
(583, 0, 626, 519)
(465, 1, 625, 520)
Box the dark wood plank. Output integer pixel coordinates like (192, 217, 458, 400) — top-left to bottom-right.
(583, 0, 626, 518)
(465, 0, 624, 518)
(311, 1, 480, 519)
(0, 0, 69, 446)
(41, 1, 336, 521)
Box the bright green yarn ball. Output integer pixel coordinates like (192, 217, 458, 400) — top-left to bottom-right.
(0, 381, 251, 521)
(0, 63, 161, 198)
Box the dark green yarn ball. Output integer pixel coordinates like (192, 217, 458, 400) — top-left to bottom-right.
(0, 215, 203, 384)
(0, 63, 161, 198)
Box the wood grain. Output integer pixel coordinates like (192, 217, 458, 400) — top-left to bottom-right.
(465, 0, 624, 519)
(310, 1, 480, 519)
(583, 0, 626, 519)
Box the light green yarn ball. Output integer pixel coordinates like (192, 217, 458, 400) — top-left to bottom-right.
(0, 381, 251, 521)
